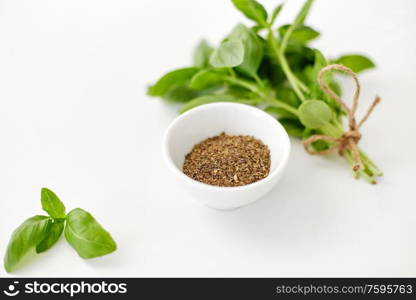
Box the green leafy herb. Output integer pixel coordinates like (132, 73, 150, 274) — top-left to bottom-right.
(190, 69, 226, 90)
(148, 0, 381, 183)
(265, 106, 298, 120)
(147, 67, 199, 97)
(36, 219, 65, 253)
(41, 188, 66, 219)
(4, 188, 117, 273)
(229, 24, 263, 78)
(4, 216, 50, 272)
(180, 95, 238, 113)
(278, 118, 305, 137)
(269, 3, 284, 26)
(298, 100, 332, 129)
(193, 40, 213, 68)
(334, 54, 375, 73)
(163, 85, 202, 102)
(231, 0, 268, 27)
(65, 208, 117, 259)
(209, 40, 244, 68)
(278, 24, 320, 44)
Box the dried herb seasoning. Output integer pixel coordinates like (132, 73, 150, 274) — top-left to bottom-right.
(183, 132, 271, 187)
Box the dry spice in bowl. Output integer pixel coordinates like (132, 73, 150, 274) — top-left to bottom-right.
(163, 102, 290, 209)
(183, 132, 271, 187)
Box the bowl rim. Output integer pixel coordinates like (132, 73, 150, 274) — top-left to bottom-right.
(162, 102, 291, 191)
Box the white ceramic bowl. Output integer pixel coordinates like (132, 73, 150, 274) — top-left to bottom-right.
(163, 102, 290, 210)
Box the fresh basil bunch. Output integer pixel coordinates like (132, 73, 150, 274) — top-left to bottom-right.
(4, 188, 117, 272)
(148, 0, 381, 183)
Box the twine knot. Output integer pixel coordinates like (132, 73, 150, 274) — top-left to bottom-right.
(338, 130, 361, 155)
(303, 64, 381, 172)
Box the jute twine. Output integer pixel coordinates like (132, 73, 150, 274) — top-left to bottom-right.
(303, 64, 381, 171)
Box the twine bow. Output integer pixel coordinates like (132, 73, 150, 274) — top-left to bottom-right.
(303, 64, 381, 171)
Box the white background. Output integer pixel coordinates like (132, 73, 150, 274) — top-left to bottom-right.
(1, 0, 415, 277)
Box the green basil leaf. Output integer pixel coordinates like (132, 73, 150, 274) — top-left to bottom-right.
(278, 24, 320, 44)
(312, 49, 328, 78)
(282, 44, 315, 72)
(307, 50, 347, 116)
(298, 100, 332, 129)
(251, 25, 263, 33)
(4, 215, 50, 272)
(258, 57, 285, 87)
(304, 49, 328, 98)
(210, 40, 244, 68)
(329, 81, 342, 97)
(193, 40, 213, 68)
(303, 128, 331, 151)
(64, 208, 117, 259)
(147, 68, 199, 97)
(269, 3, 284, 26)
(279, 0, 314, 55)
(302, 127, 315, 139)
(334, 54, 375, 73)
(231, 0, 268, 27)
(224, 85, 257, 99)
(163, 85, 200, 102)
(311, 139, 331, 151)
(311, 49, 327, 87)
(190, 69, 226, 90)
(165, 84, 220, 103)
(275, 86, 301, 108)
(229, 24, 263, 77)
(35, 219, 65, 253)
(292, 0, 314, 25)
(265, 106, 298, 120)
(41, 188, 66, 219)
(278, 118, 305, 138)
(180, 95, 237, 113)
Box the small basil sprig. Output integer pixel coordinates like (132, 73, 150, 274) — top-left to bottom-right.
(4, 188, 117, 273)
